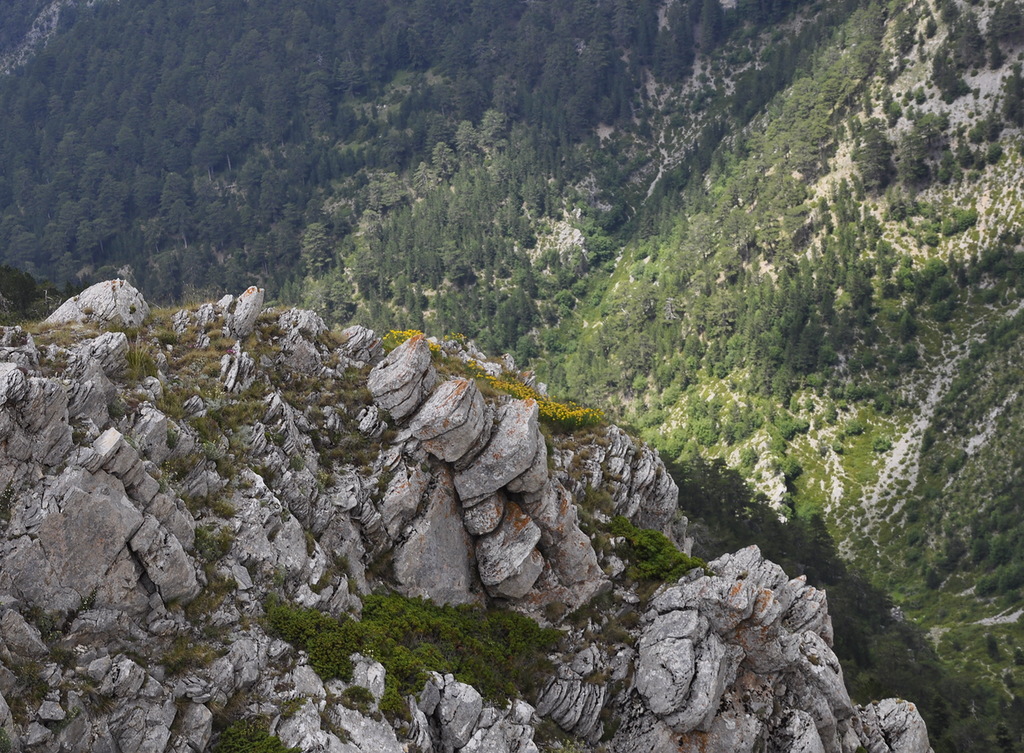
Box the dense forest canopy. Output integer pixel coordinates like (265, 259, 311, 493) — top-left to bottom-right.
(0, 0, 819, 352)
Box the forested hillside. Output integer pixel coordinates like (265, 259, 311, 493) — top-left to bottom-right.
(3, 0, 1024, 749)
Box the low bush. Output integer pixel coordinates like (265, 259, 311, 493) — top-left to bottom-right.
(212, 719, 299, 753)
(265, 593, 561, 717)
(608, 516, 709, 582)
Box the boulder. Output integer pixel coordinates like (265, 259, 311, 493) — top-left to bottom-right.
(0, 609, 49, 658)
(454, 400, 543, 503)
(128, 514, 200, 605)
(367, 334, 437, 421)
(410, 378, 491, 464)
(475, 501, 543, 598)
(536, 646, 607, 739)
(1, 468, 148, 614)
(45, 279, 149, 328)
(339, 325, 384, 365)
(226, 286, 264, 339)
(462, 493, 505, 536)
(521, 480, 602, 588)
(858, 699, 932, 753)
(219, 343, 256, 393)
(437, 677, 484, 750)
(0, 326, 39, 368)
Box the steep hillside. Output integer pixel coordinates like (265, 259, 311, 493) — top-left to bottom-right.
(542, 0, 1024, 746)
(3, 0, 1024, 749)
(0, 281, 935, 753)
(0, 0, 853, 357)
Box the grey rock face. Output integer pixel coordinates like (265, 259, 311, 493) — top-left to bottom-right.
(128, 515, 200, 604)
(611, 545, 933, 753)
(1, 467, 147, 614)
(462, 493, 505, 536)
(454, 400, 542, 502)
(45, 279, 149, 328)
(418, 674, 541, 753)
(227, 286, 264, 339)
(393, 468, 478, 605)
(475, 501, 542, 596)
(339, 324, 385, 365)
(521, 480, 602, 591)
(72, 331, 129, 376)
(0, 609, 49, 658)
(0, 363, 73, 468)
(219, 343, 256, 393)
(559, 424, 678, 535)
(367, 334, 437, 421)
(0, 326, 39, 368)
(536, 646, 607, 740)
(276, 308, 327, 374)
(858, 698, 933, 753)
(0, 313, 934, 753)
(410, 378, 490, 464)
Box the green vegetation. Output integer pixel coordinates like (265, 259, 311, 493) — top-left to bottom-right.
(608, 516, 708, 582)
(3, 0, 1024, 748)
(266, 592, 561, 716)
(212, 719, 299, 753)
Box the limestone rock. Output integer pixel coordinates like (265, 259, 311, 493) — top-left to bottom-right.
(129, 514, 200, 604)
(339, 325, 384, 365)
(858, 698, 932, 753)
(536, 646, 607, 739)
(277, 308, 327, 374)
(521, 480, 602, 590)
(475, 501, 542, 595)
(72, 331, 129, 376)
(45, 279, 149, 328)
(131, 404, 172, 465)
(394, 468, 477, 605)
(462, 493, 505, 536)
(357, 404, 388, 439)
(219, 342, 256, 393)
(380, 461, 430, 539)
(0, 608, 49, 658)
(454, 400, 542, 502)
(67, 358, 117, 427)
(227, 286, 264, 339)
(1, 467, 148, 614)
(0, 325, 39, 368)
(610, 544, 928, 753)
(0, 365, 73, 467)
(410, 378, 490, 464)
(367, 334, 437, 421)
(437, 677, 483, 750)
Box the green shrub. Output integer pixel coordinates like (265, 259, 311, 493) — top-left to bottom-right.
(212, 719, 299, 753)
(266, 593, 560, 714)
(339, 685, 375, 713)
(608, 516, 709, 582)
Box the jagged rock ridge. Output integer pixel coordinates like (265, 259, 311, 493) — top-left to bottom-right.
(0, 281, 930, 753)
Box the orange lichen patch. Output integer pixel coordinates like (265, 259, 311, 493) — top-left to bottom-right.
(504, 502, 534, 534)
(729, 581, 745, 598)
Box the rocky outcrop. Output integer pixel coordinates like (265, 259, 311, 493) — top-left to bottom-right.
(415, 673, 540, 753)
(0, 284, 931, 753)
(410, 378, 490, 464)
(45, 279, 149, 328)
(368, 333, 437, 420)
(608, 545, 932, 753)
(226, 286, 264, 339)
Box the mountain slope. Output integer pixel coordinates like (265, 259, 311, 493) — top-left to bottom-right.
(0, 282, 933, 753)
